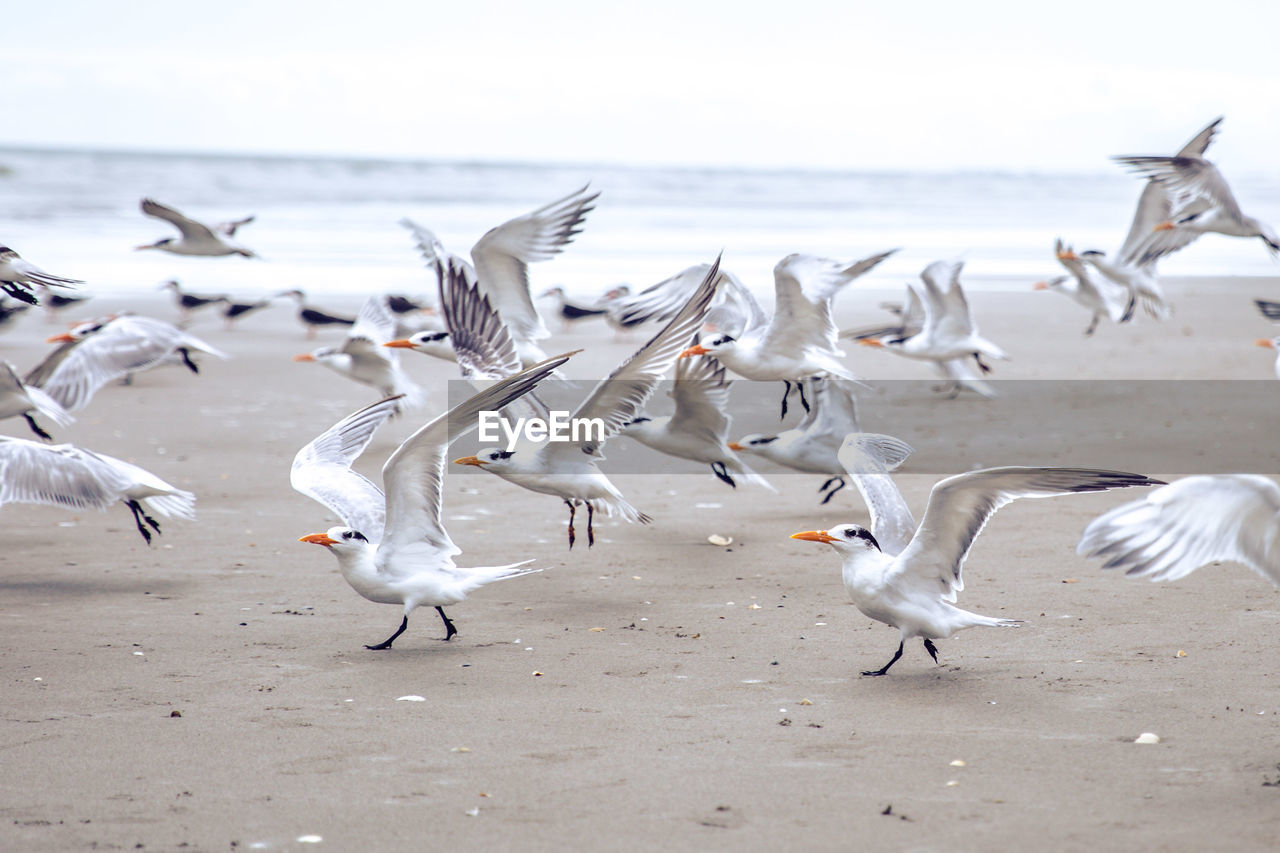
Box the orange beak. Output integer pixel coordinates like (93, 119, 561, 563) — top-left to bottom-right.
(1256, 338, 1276, 349)
(383, 339, 415, 348)
(1055, 250, 1078, 261)
(292, 353, 316, 362)
(1033, 281, 1050, 291)
(790, 530, 838, 543)
(679, 345, 711, 359)
(858, 338, 885, 348)
(453, 455, 487, 466)
(727, 442, 743, 451)
(298, 533, 338, 546)
(134, 244, 156, 251)
(1154, 221, 1176, 232)
(46, 332, 75, 343)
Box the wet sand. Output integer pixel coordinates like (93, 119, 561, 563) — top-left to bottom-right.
(3, 277, 1280, 851)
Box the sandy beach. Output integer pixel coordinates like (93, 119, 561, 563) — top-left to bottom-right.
(3, 277, 1280, 852)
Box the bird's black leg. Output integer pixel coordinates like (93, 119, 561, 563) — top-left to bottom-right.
(779, 381, 792, 419)
(124, 499, 158, 545)
(862, 640, 905, 677)
(974, 354, 992, 375)
(710, 461, 736, 488)
(2, 283, 38, 305)
(436, 606, 458, 641)
(817, 476, 842, 493)
(178, 348, 199, 374)
(586, 503, 595, 548)
(797, 380, 811, 413)
(922, 638, 940, 665)
(1084, 314, 1099, 337)
(820, 477, 846, 505)
(23, 413, 52, 441)
(366, 615, 408, 650)
(565, 500, 577, 549)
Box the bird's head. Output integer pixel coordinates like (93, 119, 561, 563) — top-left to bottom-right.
(135, 238, 173, 251)
(384, 330, 450, 354)
(790, 524, 881, 555)
(1033, 276, 1067, 292)
(727, 433, 778, 454)
(299, 526, 372, 555)
(680, 334, 736, 359)
(453, 448, 516, 469)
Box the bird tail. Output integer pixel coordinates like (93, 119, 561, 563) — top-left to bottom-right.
(723, 456, 777, 492)
(142, 489, 197, 521)
(592, 495, 652, 524)
(468, 559, 542, 589)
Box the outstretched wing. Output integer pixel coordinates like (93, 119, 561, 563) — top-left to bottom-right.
(141, 198, 218, 242)
(440, 258, 522, 381)
(290, 396, 401, 540)
(761, 250, 896, 356)
(837, 432, 916, 556)
(0, 437, 133, 511)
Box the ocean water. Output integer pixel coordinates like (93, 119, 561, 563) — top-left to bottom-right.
(1, 146, 1278, 301)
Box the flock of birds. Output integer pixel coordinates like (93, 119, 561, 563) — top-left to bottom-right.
(2, 116, 1278, 676)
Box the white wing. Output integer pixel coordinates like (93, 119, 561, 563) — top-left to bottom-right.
(0, 437, 134, 511)
(470, 184, 599, 343)
(377, 353, 573, 574)
(1077, 474, 1280, 585)
(804, 377, 860, 441)
(290, 396, 401, 541)
(761, 250, 896, 357)
(547, 257, 721, 460)
(440, 258, 522, 381)
(837, 432, 916, 556)
(400, 217, 475, 284)
(894, 467, 1164, 602)
(666, 352, 732, 446)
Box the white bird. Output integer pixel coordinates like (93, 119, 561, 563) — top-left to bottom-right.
(294, 296, 426, 409)
(452, 257, 722, 548)
(729, 377, 862, 503)
(618, 351, 774, 491)
(602, 264, 739, 335)
(1077, 475, 1279, 586)
(0, 360, 73, 440)
(0, 246, 83, 305)
(136, 198, 256, 257)
(790, 467, 1163, 676)
(680, 250, 897, 417)
(27, 314, 228, 413)
(401, 185, 599, 366)
(1113, 121, 1280, 265)
(293, 354, 571, 649)
(1034, 239, 1134, 335)
(0, 435, 195, 544)
(858, 260, 1009, 377)
(1074, 249, 1172, 321)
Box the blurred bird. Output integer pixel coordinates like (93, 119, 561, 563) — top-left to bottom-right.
(160, 280, 228, 324)
(277, 289, 356, 339)
(1034, 239, 1135, 335)
(136, 198, 256, 257)
(0, 245, 82, 305)
(293, 295, 425, 409)
(0, 360, 73, 440)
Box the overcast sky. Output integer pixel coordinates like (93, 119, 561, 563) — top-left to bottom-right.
(7, 0, 1278, 172)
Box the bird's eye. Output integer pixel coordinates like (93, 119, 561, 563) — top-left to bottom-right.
(843, 529, 857, 539)
(493, 450, 514, 460)
(351, 531, 367, 542)
(341, 531, 352, 540)
(754, 436, 778, 445)
(716, 335, 735, 345)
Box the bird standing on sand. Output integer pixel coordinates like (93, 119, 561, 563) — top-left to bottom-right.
(135, 198, 257, 257)
(160, 280, 228, 324)
(790, 467, 1163, 676)
(277, 289, 356, 339)
(0, 435, 195, 544)
(293, 355, 571, 649)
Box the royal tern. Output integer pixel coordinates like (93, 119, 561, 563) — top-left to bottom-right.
(453, 257, 722, 548)
(293, 295, 425, 409)
(681, 250, 896, 417)
(0, 360, 73, 440)
(0, 246, 82, 305)
(1114, 123, 1280, 265)
(1073, 249, 1172, 321)
(619, 350, 774, 490)
(293, 354, 571, 649)
(1077, 475, 1279, 587)
(28, 315, 227, 412)
(136, 198, 256, 257)
(0, 435, 195, 544)
(401, 185, 599, 366)
(160, 280, 228, 323)
(277, 289, 356, 339)
(859, 260, 1008, 376)
(604, 264, 739, 335)
(1034, 239, 1134, 336)
(729, 377, 861, 503)
(790, 467, 1163, 675)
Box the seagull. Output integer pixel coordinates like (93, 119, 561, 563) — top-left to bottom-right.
(1077, 475, 1279, 587)
(842, 284, 996, 399)
(0, 360, 73, 440)
(160, 280, 228, 324)
(400, 184, 599, 366)
(0, 246, 83, 305)
(618, 350, 774, 491)
(729, 377, 862, 503)
(680, 250, 897, 418)
(453, 257, 722, 548)
(1113, 120, 1280, 265)
(136, 198, 256, 257)
(277, 289, 356, 339)
(1034, 239, 1134, 336)
(293, 354, 572, 649)
(27, 314, 228, 413)
(790, 467, 1163, 676)
(293, 295, 425, 409)
(1073, 249, 1172, 321)
(0, 435, 195, 544)
(858, 260, 1009, 377)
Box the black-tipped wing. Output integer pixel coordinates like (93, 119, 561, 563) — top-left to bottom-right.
(440, 258, 522, 381)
